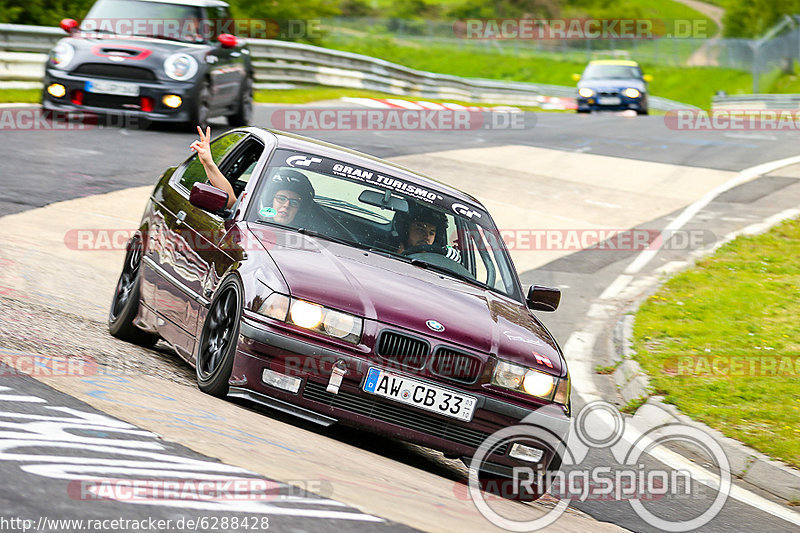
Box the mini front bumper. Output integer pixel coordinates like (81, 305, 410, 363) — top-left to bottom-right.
(42, 68, 197, 122)
(231, 317, 571, 473)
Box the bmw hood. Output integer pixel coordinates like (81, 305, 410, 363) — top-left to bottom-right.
(249, 224, 565, 376)
(579, 78, 646, 91)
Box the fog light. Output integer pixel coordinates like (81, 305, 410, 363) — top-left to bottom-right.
(47, 84, 66, 98)
(262, 369, 301, 393)
(509, 443, 545, 463)
(162, 94, 182, 108)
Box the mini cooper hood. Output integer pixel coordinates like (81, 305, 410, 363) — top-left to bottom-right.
(249, 224, 564, 375)
(56, 35, 204, 65)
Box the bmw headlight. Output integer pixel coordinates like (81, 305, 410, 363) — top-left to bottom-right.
(164, 53, 198, 81)
(49, 42, 75, 69)
(257, 293, 362, 344)
(492, 359, 569, 408)
(578, 87, 594, 98)
(623, 88, 641, 98)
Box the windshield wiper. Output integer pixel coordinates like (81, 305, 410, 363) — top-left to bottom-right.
(296, 227, 359, 248)
(407, 258, 486, 287)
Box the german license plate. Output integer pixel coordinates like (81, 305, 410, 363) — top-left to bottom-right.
(363, 367, 477, 422)
(598, 96, 621, 105)
(85, 80, 140, 97)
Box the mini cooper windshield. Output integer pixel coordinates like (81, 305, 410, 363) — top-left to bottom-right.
(249, 150, 522, 300)
(82, 0, 206, 43)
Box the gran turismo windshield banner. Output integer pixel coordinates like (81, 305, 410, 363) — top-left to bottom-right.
(274, 149, 493, 228)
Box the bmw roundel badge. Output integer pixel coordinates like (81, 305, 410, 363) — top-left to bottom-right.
(426, 320, 445, 332)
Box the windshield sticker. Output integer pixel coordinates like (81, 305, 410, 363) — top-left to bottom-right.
(286, 155, 322, 168)
(271, 150, 490, 224)
(259, 207, 277, 218)
(452, 203, 482, 219)
(331, 163, 443, 203)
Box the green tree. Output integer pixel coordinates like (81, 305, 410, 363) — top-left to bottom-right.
(723, 0, 800, 38)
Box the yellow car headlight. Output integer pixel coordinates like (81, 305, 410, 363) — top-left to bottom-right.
(492, 358, 567, 406)
(578, 87, 594, 98)
(257, 293, 362, 344)
(624, 88, 641, 98)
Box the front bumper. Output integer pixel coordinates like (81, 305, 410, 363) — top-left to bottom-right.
(577, 93, 647, 112)
(42, 68, 197, 123)
(232, 317, 571, 473)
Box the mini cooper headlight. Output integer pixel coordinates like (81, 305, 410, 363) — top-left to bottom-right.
(623, 88, 641, 98)
(492, 359, 568, 405)
(50, 42, 75, 69)
(578, 87, 594, 98)
(164, 53, 198, 81)
(257, 293, 362, 344)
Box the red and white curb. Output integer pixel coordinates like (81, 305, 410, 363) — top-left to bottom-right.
(339, 97, 520, 112)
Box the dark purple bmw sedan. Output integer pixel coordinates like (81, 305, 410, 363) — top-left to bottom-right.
(109, 127, 571, 483)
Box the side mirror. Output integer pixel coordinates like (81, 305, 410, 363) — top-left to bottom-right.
(190, 182, 228, 212)
(526, 285, 560, 312)
(60, 19, 79, 34)
(218, 33, 238, 48)
(643, 74, 653, 83)
(571, 73, 581, 82)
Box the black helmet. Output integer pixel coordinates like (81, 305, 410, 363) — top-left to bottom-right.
(394, 202, 448, 247)
(264, 169, 315, 205)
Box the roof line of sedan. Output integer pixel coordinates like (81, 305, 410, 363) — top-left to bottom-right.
(244, 127, 487, 210)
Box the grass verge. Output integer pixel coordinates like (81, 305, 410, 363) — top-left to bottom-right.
(632, 217, 800, 468)
(0, 89, 41, 103)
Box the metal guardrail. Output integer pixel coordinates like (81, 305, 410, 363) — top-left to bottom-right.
(0, 23, 695, 110)
(712, 94, 800, 109)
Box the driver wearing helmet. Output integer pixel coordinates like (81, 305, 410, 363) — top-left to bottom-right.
(395, 204, 461, 262)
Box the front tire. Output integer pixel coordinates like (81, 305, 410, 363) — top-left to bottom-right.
(190, 79, 211, 131)
(227, 77, 253, 127)
(108, 237, 159, 347)
(196, 275, 242, 397)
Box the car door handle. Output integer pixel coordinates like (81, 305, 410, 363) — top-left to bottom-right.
(176, 210, 186, 225)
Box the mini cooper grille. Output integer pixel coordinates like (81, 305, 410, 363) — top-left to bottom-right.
(376, 331, 429, 370)
(431, 348, 482, 384)
(81, 93, 140, 110)
(72, 63, 157, 81)
(302, 380, 507, 454)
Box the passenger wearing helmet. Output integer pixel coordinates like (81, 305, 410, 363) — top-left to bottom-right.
(259, 169, 315, 225)
(395, 204, 461, 262)
(191, 125, 314, 225)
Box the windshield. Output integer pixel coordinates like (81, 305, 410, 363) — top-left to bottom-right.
(249, 149, 522, 300)
(81, 0, 205, 43)
(582, 65, 642, 80)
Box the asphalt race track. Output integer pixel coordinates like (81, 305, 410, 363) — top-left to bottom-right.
(1, 102, 800, 532)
